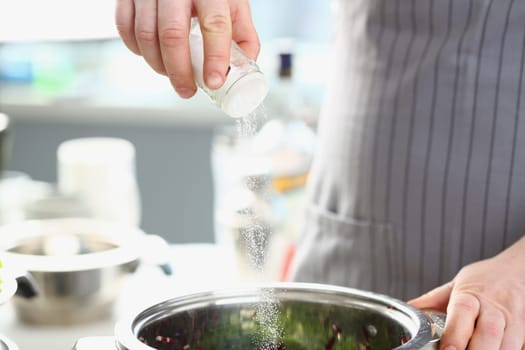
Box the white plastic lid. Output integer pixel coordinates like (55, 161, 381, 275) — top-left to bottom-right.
(58, 137, 135, 165)
(221, 72, 268, 118)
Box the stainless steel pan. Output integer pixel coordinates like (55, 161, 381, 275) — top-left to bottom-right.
(74, 282, 445, 349)
(0, 218, 172, 325)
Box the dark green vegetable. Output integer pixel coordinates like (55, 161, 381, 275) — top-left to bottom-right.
(137, 300, 410, 350)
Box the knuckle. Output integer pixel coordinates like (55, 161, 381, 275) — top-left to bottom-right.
(479, 318, 505, 337)
(115, 23, 131, 37)
(200, 14, 231, 35)
(159, 24, 188, 48)
(136, 27, 157, 44)
(449, 293, 480, 314)
(205, 51, 229, 63)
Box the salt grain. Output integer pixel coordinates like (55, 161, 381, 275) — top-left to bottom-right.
(236, 106, 283, 347)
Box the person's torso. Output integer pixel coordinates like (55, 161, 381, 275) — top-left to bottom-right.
(294, 0, 525, 299)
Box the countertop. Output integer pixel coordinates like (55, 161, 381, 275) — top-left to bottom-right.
(0, 244, 242, 350)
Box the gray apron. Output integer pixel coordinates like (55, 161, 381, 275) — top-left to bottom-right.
(290, 0, 525, 300)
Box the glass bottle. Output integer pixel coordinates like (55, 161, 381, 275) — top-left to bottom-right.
(189, 19, 268, 118)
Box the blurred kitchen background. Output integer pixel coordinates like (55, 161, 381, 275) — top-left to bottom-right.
(0, 0, 333, 257)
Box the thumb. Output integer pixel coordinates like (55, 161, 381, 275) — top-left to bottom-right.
(407, 281, 453, 312)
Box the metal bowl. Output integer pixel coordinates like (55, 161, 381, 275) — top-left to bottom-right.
(74, 283, 443, 349)
(0, 218, 171, 325)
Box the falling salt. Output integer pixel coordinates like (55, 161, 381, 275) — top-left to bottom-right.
(253, 289, 283, 349)
(236, 106, 271, 273)
(236, 106, 266, 138)
(235, 105, 283, 347)
(236, 107, 270, 274)
(239, 208, 271, 271)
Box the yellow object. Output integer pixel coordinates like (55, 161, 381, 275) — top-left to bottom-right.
(272, 172, 308, 193)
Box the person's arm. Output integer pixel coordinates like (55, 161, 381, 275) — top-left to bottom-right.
(114, 0, 260, 98)
(409, 235, 525, 350)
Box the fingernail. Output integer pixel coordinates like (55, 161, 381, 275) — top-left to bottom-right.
(443, 346, 456, 350)
(176, 88, 195, 99)
(206, 72, 224, 89)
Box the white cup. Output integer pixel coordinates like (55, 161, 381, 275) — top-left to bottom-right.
(57, 138, 141, 226)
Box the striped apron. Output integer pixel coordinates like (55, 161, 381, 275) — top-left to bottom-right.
(289, 0, 525, 300)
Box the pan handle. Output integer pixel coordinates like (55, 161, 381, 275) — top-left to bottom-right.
(139, 234, 174, 276)
(72, 337, 118, 350)
(421, 310, 446, 349)
(15, 272, 38, 299)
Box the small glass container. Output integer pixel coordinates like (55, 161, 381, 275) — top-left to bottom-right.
(189, 19, 268, 118)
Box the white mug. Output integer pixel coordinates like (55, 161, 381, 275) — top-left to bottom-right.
(57, 137, 141, 226)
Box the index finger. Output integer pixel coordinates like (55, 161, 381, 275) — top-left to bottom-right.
(195, 0, 232, 89)
(440, 292, 480, 350)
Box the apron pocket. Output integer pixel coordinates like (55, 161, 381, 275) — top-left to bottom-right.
(290, 204, 398, 296)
